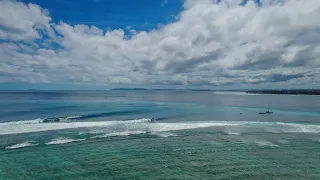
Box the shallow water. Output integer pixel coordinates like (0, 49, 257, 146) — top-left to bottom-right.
(0, 91, 319, 179)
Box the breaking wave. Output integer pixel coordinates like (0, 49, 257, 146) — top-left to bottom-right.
(254, 140, 279, 147)
(275, 122, 320, 133)
(45, 138, 86, 145)
(91, 131, 147, 138)
(5, 141, 38, 149)
(224, 131, 241, 136)
(151, 132, 178, 137)
(1, 116, 320, 136)
(0, 118, 152, 135)
(4, 118, 44, 125)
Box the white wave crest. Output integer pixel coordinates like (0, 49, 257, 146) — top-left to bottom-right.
(5, 141, 38, 149)
(275, 122, 320, 133)
(45, 138, 86, 145)
(0, 118, 151, 135)
(151, 132, 178, 137)
(91, 131, 146, 138)
(254, 140, 279, 147)
(225, 131, 241, 136)
(3, 118, 43, 125)
(67, 116, 82, 119)
(1, 118, 320, 136)
(145, 122, 241, 132)
(278, 139, 289, 144)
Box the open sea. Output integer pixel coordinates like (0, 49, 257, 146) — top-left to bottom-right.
(0, 90, 319, 180)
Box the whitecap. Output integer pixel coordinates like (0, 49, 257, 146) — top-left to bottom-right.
(66, 116, 82, 119)
(5, 141, 38, 149)
(275, 122, 320, 133)
(278, 139, 289, 144)
(151, 132, 178, 137)
(3, 118, 43, 125)
(254, 140, 279, 147)
(91, 131, 146, 138)
(45, 138, 86, 145)
(225, 131, 241, 136)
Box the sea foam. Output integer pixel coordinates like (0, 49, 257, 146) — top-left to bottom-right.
(91, 131, 146, 138)
(45, 138, 86, 145)
(5, 141, 38, 149)
(254, 140, 279, 147)
(0, 118, 151, 135)
(151, 132, 178, 137)
(1, 118, 320, 136)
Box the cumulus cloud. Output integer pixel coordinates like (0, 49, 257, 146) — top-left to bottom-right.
(0, 0, 319, 88)
(0, 0, 52, 42)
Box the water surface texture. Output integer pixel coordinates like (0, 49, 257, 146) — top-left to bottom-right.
(0, 91, 320, 180)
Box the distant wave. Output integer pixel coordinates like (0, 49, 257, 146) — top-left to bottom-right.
(45, 138, 86, 145)
(213, 91, 252, 95)
(3, 116, 81, 125)
(91, 131, 178, 138)
(5, 141, 38, 149)
(1, 110, 146, 125)
(3, 118, 44, 125)
(72, 111, 141, 120)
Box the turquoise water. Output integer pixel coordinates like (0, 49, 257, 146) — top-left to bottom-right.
(0, 91, 320, 179)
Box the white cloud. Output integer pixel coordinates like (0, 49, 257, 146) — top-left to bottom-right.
(0, 0, 52, 42)
(0, 0, 320, 88)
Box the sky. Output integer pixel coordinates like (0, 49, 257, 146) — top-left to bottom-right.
(0, 0, 319, 90)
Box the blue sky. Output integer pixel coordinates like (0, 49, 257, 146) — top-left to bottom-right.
(25, 0, 182, 32)
(0, 0, 319, 90)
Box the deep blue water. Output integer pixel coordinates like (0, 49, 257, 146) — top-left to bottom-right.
(0, 90, 319, 124)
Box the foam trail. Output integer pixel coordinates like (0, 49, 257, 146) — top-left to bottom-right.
(45, 138, 86, 145)
(5, 141, 38, 149)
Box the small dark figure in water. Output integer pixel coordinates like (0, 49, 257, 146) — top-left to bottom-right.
(43, 117, 60, 123)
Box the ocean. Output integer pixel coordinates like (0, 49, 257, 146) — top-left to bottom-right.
(0, 90, 319, 180)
